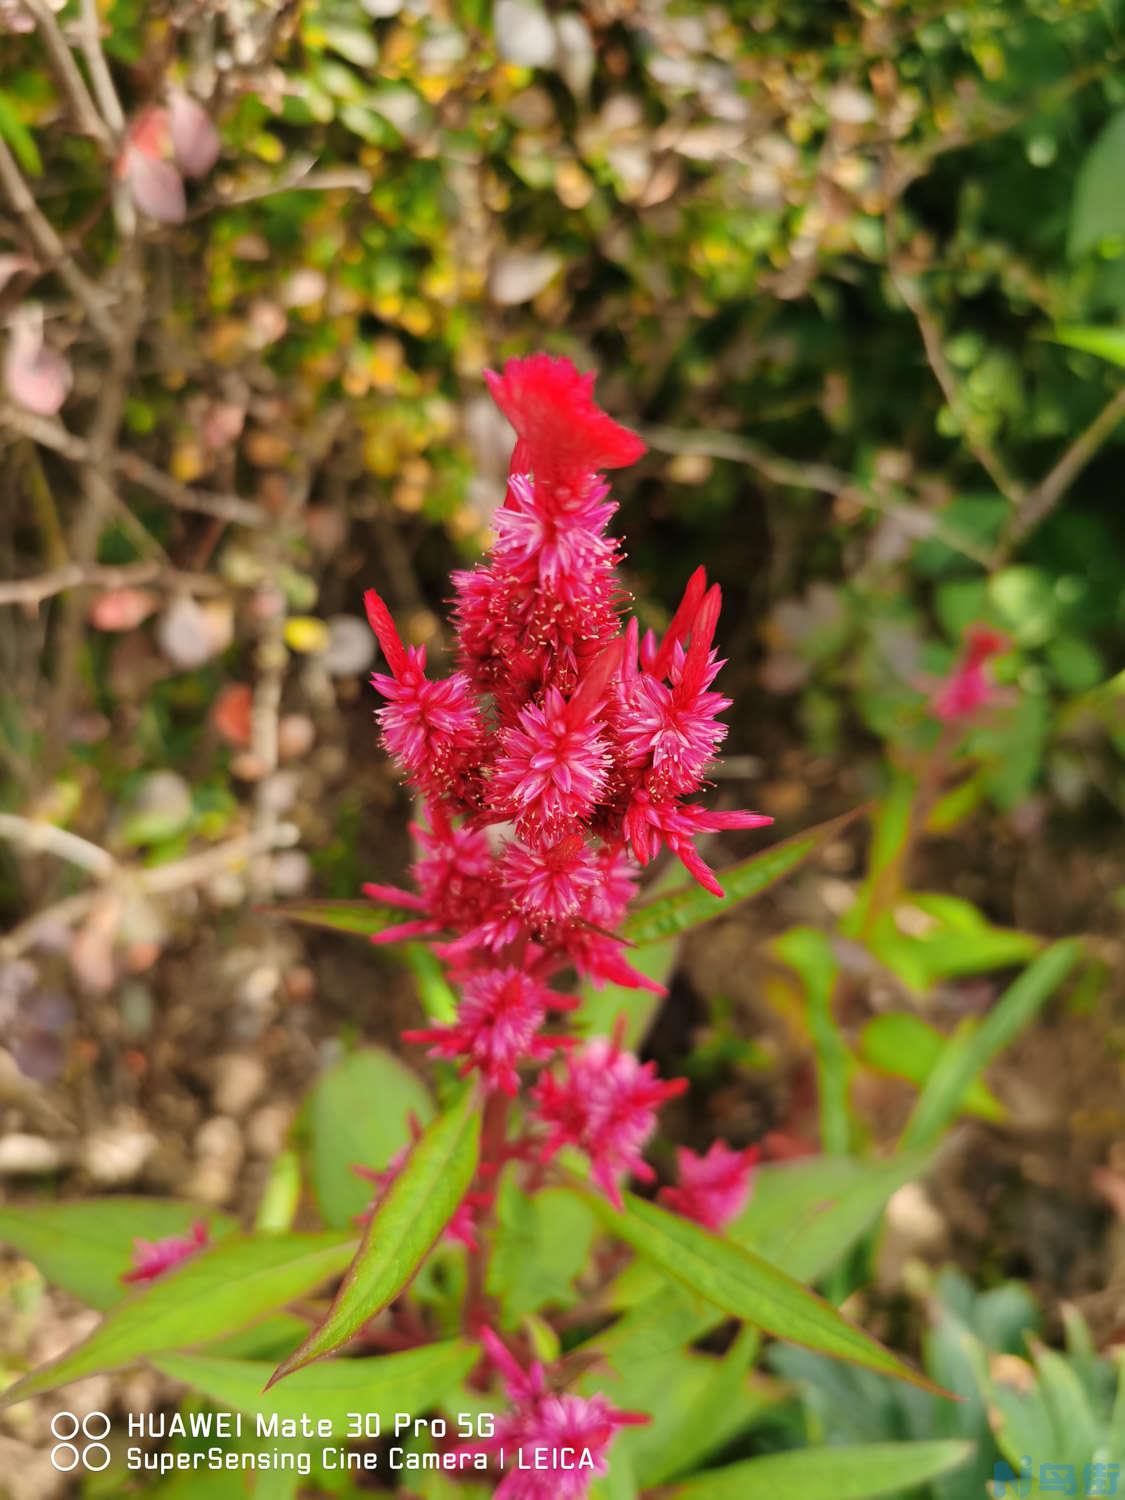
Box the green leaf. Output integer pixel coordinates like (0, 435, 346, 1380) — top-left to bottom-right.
(624, 808, 865, 945)
(626, 1328, 770, 1488)
(864, 893, 1041, 994)
(575, 1188, 937, 1390)
(0, 90, 41, 176)
(155, 1340, 476, 1433)
(264, 898, 393, 937)
(772, 927, 850, 1154)
(664, 1440, 973, 1500)
(487, 1174, 597, 1323)
(840, 772, 916, 939)
(578, 931, 677, 1048)
(0, 1199, 236, 1310)
(404, 941, 458, 1022)
(899, 940, 1081, 1152)
(860, 1014, 1003, 1121)
(1068, 110, 1125, 258)
(1053, 323, 1125, 369)
(270, 1088, 481, 1387)
(733, 1152, 933, 1286)
(1, 1232, 356, 1405)
(308, 1047, 433, 1228)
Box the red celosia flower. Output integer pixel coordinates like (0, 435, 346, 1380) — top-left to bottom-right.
(932, 623, 1008, 723)
(403, 967, 578, 1096)
(531, 1034, 687, 1207)
(122, 1220, 209, 1284)
(460, 1328, 646, 1499)
(362, 353, 769, 1211)
(659, 1141, 761, 1231)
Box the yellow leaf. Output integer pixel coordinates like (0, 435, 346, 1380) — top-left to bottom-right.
(284, 617, 331, 654)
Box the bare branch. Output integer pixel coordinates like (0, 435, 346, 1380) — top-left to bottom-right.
(0, 822, 300, 959)
(642, 423, 995, 568)
(0, 811, 117, 878)
(19, 0, 113, 150)
(0, 137, 116, 339)
(76, 0, 126, 138)
(0, 558, 225, 607)
(0, 405, 267, 527)
(997, 386, 1125, 560)
(887, 261, 1026, 512)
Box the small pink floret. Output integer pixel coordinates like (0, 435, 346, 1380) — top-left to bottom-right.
(659, 1141, 761, 1230)
(122, 1220, 209, 1284)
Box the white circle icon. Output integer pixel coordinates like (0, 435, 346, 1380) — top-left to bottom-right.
(49, 1412, 112, 1472)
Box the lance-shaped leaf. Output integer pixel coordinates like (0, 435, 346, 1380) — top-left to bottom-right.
(623, 807, 864, 946)
(899, 940, 1081, 1152)
(269, 1088, 481, 1387)
(0, 1198, 236, 1310)
(264, 898, 395, 938)
(1, 1233, 356, 1406)
(156, 1340, 477, 1432)
(664, 1440, 973, 1500)
(575, 1187, 939, 1390)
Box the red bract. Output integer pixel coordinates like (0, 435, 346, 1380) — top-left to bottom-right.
(462, 1328, 646, 1499)
(122, 1220, 209, 1284)
(363, 353, 768, 1204)
(659, 1141, 761, 1231)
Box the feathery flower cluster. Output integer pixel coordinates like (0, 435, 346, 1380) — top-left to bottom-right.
(364, 353, 770, 1207)
(122, 1220, 209, 1285)
(461, 1328, 646, 1499)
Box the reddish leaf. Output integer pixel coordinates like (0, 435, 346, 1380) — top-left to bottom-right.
(88, 588, 159, 632)
(4, 309, 72, 416)
(122, 146, 186, 224)
(211, 682, 254, 747)
(169, 91, 220, 179)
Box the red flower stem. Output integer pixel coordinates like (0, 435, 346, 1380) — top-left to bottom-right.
(463, 1090, 509, 1337)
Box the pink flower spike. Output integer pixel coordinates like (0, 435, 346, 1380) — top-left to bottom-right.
(404, 967, 577, 1096)
(932, 623, 1009, 723)
(485, 354, 646, 478)
(491, 686, 611, 846)
(122, 1220, 209, 1284)
(464, 1328, 647, 1499)
(659, 1141, 761, 1231)
(531, 1035, 687, 1208)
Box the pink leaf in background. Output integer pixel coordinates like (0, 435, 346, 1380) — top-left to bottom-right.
(88, 588, 160, 632)
(169, 90, 221, 179)
(3, 307, 72, 415)
(122, 146, 187, 223)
